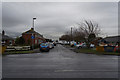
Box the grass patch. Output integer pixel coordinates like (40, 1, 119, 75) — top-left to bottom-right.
(74, 48, 120, 55)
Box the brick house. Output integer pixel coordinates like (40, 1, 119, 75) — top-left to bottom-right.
(22, 28, 45, 45)
(1, 30, 15, 46)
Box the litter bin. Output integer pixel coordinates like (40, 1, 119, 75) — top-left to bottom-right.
(114, 46, 120, 53)
(96, 46, 104, 52)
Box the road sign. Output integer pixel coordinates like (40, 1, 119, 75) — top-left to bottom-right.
(31, 36, 35, 39)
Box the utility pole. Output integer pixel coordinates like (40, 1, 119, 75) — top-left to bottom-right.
(33, 18, 36, 30)
(71, 27, 73, 41)
(32, 18, 36, 50)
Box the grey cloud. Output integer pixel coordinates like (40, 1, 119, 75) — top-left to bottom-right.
(2, 2, 118, 39)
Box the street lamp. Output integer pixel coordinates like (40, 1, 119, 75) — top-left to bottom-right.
(33, 18, 36, 30)
(32, 17, 36, 50)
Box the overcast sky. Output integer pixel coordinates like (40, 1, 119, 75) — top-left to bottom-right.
(2, 2, 118, 40)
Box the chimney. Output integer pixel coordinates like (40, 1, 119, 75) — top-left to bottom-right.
(31, 28, 34, 31)
(2, 30, 5, 35)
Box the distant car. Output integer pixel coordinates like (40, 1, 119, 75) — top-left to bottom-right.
(90, 44, 95, 48)
(61, 41, 69, 45)
(76, 43, 95, 48)
(51, 43, 54, 48)
(76, 43, 86, 48)
(64, 41, 70, 45)
(53, 42, 56, 46)
(40, 43, 49, 52)
(48, 42, 54, 49)
(70, 41, 76, 47)
(58, 41, 63, 44)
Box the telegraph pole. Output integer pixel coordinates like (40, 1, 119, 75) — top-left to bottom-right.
(71, 27, 73, 41)
(33, 18, 36, 30)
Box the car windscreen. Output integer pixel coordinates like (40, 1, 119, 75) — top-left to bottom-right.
(41, 43, 48, 46)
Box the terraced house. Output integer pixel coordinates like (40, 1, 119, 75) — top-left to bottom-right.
(22, 28, 45, 45)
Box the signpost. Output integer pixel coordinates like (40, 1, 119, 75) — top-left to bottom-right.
(31, 35, 35, 39)
(31, 34, 34, 50)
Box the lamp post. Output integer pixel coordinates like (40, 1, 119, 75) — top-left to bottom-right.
(33, 18, 36, 30)
(32, 18, 36, 50)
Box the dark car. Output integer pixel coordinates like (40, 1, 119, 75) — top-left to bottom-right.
(40, 43, 49, 52)
(53, 42, 56, 46)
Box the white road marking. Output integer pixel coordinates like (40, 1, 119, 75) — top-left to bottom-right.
(54, 69, 118, 72)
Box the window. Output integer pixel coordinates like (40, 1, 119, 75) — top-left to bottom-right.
(35, 40, 37, 44)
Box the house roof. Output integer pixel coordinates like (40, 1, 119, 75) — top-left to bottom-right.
(22, 28, 43, 38)
(104, 35, 120, 43)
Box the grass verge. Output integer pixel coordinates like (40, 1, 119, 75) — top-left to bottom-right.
(74, 48, 120, 55)
(3, 50, 34, 55)
(64, 44, 120, 55)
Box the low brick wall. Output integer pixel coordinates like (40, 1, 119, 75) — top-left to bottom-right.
(0, 46, 7, 54)
(5, 46, 30, 52)
(96, 46, 119, 52)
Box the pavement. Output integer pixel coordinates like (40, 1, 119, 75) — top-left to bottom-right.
(2, 44, 118, 78)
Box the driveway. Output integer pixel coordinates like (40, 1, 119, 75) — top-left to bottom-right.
(2, 44, 118, 78)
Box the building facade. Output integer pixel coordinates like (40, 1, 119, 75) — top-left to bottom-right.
(22, 28, 45, 45)
(104, 36, 120, 44)
(1, 30, 15, 46)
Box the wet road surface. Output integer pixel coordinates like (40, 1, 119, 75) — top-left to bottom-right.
(2, 44, 118, 78)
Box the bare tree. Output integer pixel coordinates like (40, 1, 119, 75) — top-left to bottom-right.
(77, 20, 101, 48)
(59, 20, 101, 48)
(78, 20, 100, 36)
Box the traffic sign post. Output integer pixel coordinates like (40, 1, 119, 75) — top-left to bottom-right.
(31, 36, 35, 39)
(31, 17, 36, 50)
(31, 34, 34, 50)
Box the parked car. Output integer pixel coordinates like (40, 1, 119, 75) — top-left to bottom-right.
(40, 43, 49, 52)
(70, 41, 77, 47)
(76, 42, 95, 48)
(90, 44, 95, 48)
(58, 41, 63, 44)
(61, 41, 69, 45)
(53, 42, 56, 46)
(76, 42, 86, 48)
(51, 43, 54, 48)
(64, 41, 70, 45)
(48, 42, 54, 49)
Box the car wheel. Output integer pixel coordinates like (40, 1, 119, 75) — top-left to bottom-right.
(79, 46, 82, 48)
(40, 49, 42, 52)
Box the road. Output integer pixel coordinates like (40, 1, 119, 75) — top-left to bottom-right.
(2, 44, 118, 78)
